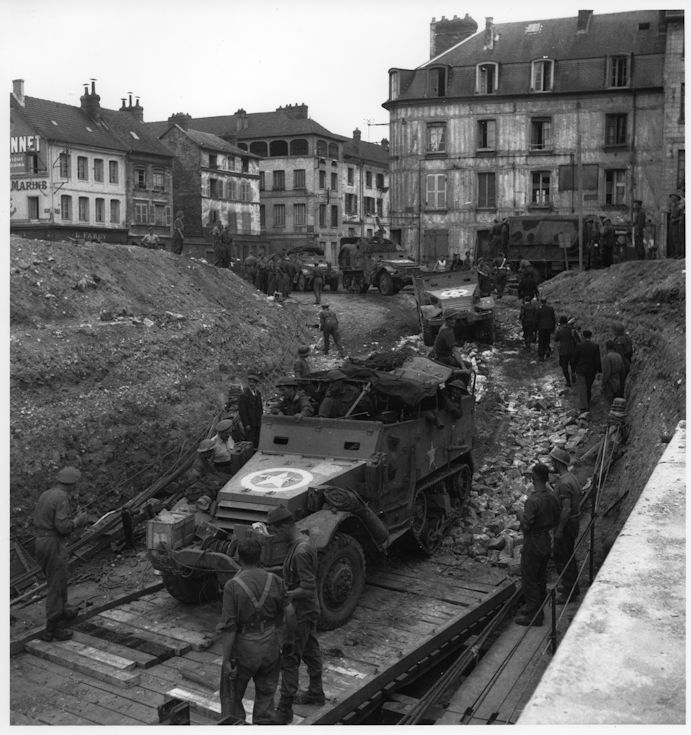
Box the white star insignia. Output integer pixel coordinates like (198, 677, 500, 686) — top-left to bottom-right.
(255, 471, 294, 488)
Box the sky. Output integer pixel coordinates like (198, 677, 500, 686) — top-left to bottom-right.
(2, 0, 665, 142)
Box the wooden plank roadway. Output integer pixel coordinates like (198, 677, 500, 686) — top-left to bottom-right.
(10, 560, 511, 726)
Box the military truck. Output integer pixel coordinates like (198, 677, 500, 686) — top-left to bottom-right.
(147, 355, 476, 629)
(288, 246, 339, 292)
(413, 270, 495, 347)
(338, 236, 418, 295)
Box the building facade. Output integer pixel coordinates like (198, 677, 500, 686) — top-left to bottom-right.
(383, 9, 684, 262)
(158, 119, 262, 257)
(147, 105, 390, 264)
(10, 80, 173, 245)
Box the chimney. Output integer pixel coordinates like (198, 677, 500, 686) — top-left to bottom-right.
(280, 103, 308, 120)
(118, 92, 144, 122)
(483, 17, 495, 50)
(168, 112, 192, 130)
(12, 78, 25, 106)
(577, 10, 593, 33)
(353, 128, 361, 142)
(430, 13, 478, 58)
(80, 79, 102, 121)
(380, 138, 389, 151)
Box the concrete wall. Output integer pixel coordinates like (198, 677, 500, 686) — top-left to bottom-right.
(518, 420, 686, 725)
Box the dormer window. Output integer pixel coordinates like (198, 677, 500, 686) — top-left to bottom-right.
(607, 55, 631, 88)
(428, 66, 447, 97)
(476, 63, 498, 94)
(531, 59, 554, 92)
(389, 70, 400, 100)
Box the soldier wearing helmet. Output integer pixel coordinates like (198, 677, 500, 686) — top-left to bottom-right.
(33, 467, 90, 641)
(550, 447, 582, 604)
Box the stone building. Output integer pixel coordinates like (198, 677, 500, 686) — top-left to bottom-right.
(383, 9, 685, 261)
(158, 117, 262, 258)
(147, 105, 390, 264)
(10, 80, 173, 246)
(341, 129, 390, 241)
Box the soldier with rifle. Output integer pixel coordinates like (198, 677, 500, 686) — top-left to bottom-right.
(219, 537, 294, 725)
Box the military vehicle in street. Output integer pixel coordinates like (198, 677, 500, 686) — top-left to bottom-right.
(338, 236, 418, 295)
(288, 246, 339, 292)
(414, 270, 495, 347)
(147, 355, 476, 629)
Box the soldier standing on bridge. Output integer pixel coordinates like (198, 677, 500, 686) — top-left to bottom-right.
(549, 448, 582, 604)
(514, 463, 561, 626)
(219, 537, 294, 725)
(267, 506, 325, 724)
(33, 467, 89, 641)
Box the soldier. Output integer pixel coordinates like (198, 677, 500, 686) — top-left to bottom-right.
(536, 297, 556, 361)
(267, 506, 325, 724)
(312, 264, 324, 305)
(33, 467, 89, 641)
(140, 227, 160, 249)
(318, 370, 370, 418)
(212, 222, 230, 269)
(273, 378, 314, 418)
(219, 537, 294, 725)
(601, 340, 626, 407)
(210, 418, 237, 470)
(514, 463, 561, 626)
(554, 316, 579, 387)
(519, 297, 538, 351)
(238, 374, 263, 448)
(318, 303, 345, 357)
(549, 448, 582, 604)
(185, 439, 232, 503)
(186, 439, 217, 483)
(433, 314, 459, 366)
(293, 346, 311, 379)
(172, 210, 184, 255)
(492, 251, 509, 298)
(612, 322, 633, 380)
(573, 329, 602, 412)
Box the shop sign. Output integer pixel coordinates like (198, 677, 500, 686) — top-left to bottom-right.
(11, 179, 48, 191)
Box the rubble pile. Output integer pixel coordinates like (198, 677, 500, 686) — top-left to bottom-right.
(449, 321, 597, 574)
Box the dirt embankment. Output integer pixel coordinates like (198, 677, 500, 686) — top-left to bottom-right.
(539, 260, 686, 557)
(10, 237, 316, 543)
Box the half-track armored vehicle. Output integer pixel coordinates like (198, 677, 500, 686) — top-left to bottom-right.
(288, 246, 339, 292)
(147, 355, 476, 629)
(338, 236, 418, 295)
(414, 270, 495, 347)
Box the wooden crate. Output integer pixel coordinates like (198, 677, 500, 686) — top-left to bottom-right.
(146, 513, 196, 551)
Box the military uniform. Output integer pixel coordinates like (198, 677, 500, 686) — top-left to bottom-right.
(318, 381, 362, 418)
(318, 306, 344, 356)
(602, 348, 626, 406)
(279, 535, 324, 706)
(219, 569, 288, 724)
(278, 391, 314, 417)
(552, 471, 582, 600)
(238, 384, 263, 448)
(536, 301, 556, 360)
(33, 469, 85, 639)
(519, 486, 561, 622)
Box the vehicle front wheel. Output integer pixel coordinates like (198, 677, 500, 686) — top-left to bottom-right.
(378, 272, 394, 296)
(160, 569, 220, 605)
(317, 533, 366, 630)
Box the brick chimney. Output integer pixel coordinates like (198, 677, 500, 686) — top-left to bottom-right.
(430, 13, 478, 58)
(577, 9, 593, 33)
(279, 103, 308, 120)
(483, 17, 495, 50)
(80, 79, 102, 121)
(380, 138, 389, 151)
(234, 108, 248, 132)
(119, 92, 144, 122)
(12, 78, 25, 106)
(168, 112, 192, 130)
(353, 128, 361, 142)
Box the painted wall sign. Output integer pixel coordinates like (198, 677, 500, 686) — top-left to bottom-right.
(10, 135, 41, 153)
(11, 179, 48, 191)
